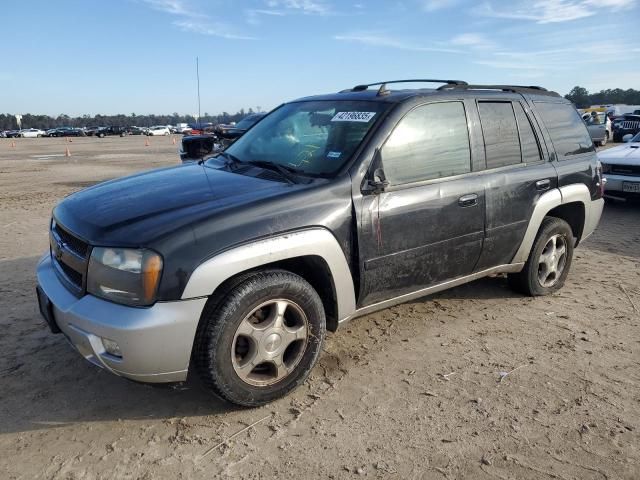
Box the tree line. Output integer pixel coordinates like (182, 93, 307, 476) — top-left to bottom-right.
(565, 86, 640, 109)
(4, 87, 640, 130)
(0, 108, 262, 131)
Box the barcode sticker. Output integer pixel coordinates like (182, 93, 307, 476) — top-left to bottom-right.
(331, 112, 377, 123)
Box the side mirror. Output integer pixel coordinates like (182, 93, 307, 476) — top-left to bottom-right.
(623, 134, 633, 143)
(363, 167, 389, 195)
(362, 149, 389, 195)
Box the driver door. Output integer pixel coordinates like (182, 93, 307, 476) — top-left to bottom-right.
(357, 101, 485, 306)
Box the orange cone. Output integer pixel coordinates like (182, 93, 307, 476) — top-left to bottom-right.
(144, 137, 150, 147)
(65, 146, 71, 157)
(10, 140, 16, 148)
(171, 136, 176, 145)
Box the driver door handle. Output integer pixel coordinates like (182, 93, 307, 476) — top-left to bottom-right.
(536, 179, 551, 191)
(458, 193, 478, 207)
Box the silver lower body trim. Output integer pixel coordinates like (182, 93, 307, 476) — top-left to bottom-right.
(339, 263, 524, 324)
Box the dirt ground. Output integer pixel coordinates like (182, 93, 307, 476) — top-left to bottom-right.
(0, 136, 638, 480)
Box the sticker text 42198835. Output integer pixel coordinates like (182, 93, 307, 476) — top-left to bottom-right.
(331, 112, 377, 123)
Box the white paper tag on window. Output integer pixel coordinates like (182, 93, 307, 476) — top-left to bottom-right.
(331, 112, 377, 122)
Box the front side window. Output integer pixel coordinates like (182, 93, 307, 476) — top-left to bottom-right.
(478, 102, 521, 169)
(223, 101, 389, 175)
(535, 102, 594, 159)
(381, 102, 471, 185)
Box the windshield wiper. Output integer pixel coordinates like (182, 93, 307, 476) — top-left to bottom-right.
(247, 160, 302, 184)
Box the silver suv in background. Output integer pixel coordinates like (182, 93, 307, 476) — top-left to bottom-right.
(582, 111, 611, 146)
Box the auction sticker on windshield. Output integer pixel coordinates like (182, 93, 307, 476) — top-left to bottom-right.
(331, 112, 377, 122)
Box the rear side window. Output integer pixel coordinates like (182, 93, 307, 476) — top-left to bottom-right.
(513, 102, 542, 163)
(381, 102, 471, 185)
(478, 102, 521, 169)
(535, 102, 594, 158)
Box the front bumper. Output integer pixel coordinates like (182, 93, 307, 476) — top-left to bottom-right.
(603, 173, 640, 197)
(36, 254, 207, 383)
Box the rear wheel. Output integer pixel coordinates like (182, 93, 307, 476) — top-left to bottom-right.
(193, 270, 326, 407)
(508, 217, 574, 296)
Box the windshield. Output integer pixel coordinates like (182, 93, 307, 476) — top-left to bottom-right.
(222, 100, 389, 175)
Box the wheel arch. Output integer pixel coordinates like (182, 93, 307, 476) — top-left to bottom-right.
(511, 184, 595, 264)
(181, 228, 357, 329)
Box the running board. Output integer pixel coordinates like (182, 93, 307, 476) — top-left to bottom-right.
(339, 263, 524, 325)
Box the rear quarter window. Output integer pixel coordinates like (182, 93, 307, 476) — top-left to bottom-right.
(535, 102, 594, 159)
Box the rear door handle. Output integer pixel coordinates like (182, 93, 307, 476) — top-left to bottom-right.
(536, 179, 551, 191)
(458, 193, 478, 207)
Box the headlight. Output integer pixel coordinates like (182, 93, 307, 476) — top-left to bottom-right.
(87, 247, 163, 306)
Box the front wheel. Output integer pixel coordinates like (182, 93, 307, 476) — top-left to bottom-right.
(508, 217, 574, 296)
(193, 270, 326, 407)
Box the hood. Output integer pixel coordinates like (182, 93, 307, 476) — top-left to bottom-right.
(53, 163, 297, 245)
(598, 143, 640, 165)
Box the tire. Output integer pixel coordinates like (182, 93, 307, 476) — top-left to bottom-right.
(193, 269, 326, 407)
(164, 132, 169, 136)
(613, 134, 622, 143)
(98, 133, 105, 138)
(508, 217, 574, 296)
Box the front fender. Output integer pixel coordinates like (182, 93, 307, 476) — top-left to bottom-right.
(181, 228, 357, 322)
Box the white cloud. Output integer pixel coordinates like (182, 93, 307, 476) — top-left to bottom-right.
(265, 0, 331, 15)
(174, 20, 256, 40)
(422, 0, 459, 11)
(450, 33, 495, 49)
(474, 0, 636, 23)
(139, 0, 195, 16)
(334, 31, 463, 53)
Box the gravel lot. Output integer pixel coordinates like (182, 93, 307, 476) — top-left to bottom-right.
(0, 136, 638, 479)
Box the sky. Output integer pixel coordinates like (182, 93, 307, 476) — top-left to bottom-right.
(2, 0, 639, 116)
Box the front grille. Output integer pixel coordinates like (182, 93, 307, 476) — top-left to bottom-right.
(53, 223, 89, 257)
(57, 260, 83, 287)
(621, 121, 640, 130)
(610, 164, 640, 176)
(50, 220, 89, 294)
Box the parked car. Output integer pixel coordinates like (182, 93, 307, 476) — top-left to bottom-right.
(216, 113, 267, 141)
(84, 126, 102, 137)
(179, 134, 222, 163)
(49, 127, 85, 137)
(128, 126, 145, 135)
(598, 131, 640, 199)
(146, 126, 171, 136)
(175, 123, 192, 134)
(95, 126, 130, 138)
(36, 80, 603, 407)
(4, 130, 21, 138)
(19, 128, 46, 138)
(582, 112, 611, 146)
(612, 114, 640, 142)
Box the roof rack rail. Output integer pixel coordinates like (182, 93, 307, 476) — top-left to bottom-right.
(344, 79, 468, 96)
(436, 83, 560, 97)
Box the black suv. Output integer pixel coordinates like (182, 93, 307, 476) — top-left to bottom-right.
(36, 79, 604, 406)
(95, 126, 130, 138)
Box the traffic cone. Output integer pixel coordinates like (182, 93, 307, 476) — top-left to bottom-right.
(10, 140, 16, 148)
(171, 136, 176, 145)
(144, 137, 150, 147)
(65, 146, 71, 157)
